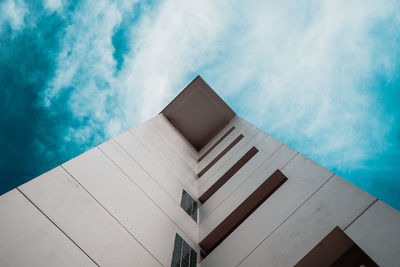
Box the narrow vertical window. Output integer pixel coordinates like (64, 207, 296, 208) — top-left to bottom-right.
(171, 233, 197, 267)
(181, 190, 198, 222)
(197, 134, 244, 177)
(198, 126, 236, 162)
(295, 226, 378, 267)
(200, 169, 287, 256)
(199, 146, 259, 203)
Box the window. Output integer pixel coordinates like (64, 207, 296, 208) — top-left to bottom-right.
(200, 169, 287, 256)
(295, 226, 378, 267)
(171, 233, 197, 267)
(199, 146, 259, 203)
(181, 190, 197, 222)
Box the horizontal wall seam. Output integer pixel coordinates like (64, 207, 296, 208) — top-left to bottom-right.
(198, 134, 244, 177)
(199, 117, 247, 164)
(97, 146, 199, 249)
(343, 198, 379, 231)
(199, 140, 282, 193)
(147, 122, 197, 173)
(60, 164, 164, 266)
(127, 130, 197, 197)
(200, 169, 288, 256)
(16, 187, 100, 267)
(111, 138, 185, 207)
(199, 147, 259, 204)
(134, 127, 198, 195)
(161, 115, 198, 156)
(237, 173, 335, 266)
(199, 126, 236, 162)
(198, 130, 267, 189)
(281, 151, 300, 170)
(199, 143, 286, 223)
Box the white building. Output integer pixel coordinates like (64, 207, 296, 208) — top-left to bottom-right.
(0, 76, 399, 266)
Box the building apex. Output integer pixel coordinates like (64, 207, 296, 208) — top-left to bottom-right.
(161, 75, 235, 151)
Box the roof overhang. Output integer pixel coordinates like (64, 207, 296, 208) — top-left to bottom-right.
(161, 76, 236, 151)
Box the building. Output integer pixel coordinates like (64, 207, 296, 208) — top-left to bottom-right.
(0, 76, 399, 266)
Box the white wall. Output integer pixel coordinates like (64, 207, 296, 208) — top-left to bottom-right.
(0, 189, 96, 267)
(199, 117, 400, 267)
(0, 114, 201, 267)
(1, 113, 399, 267)
(19, 166, 161, 266)
(345, 200, 400, 267)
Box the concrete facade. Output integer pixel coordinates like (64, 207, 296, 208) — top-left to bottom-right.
(0, 76, 399, 266)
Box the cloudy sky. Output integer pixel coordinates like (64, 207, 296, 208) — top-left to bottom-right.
(1, 0, 399, 209)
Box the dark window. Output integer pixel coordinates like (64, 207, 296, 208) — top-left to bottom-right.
(198, 126, 236, 162)
(200, 169, 287, 256)
(171, 233, 197, 267)
(295, 226, 378, 267)
(181, 190, 197, 222)
(197, 134, 244, 177)
(199, 146, 259, 203)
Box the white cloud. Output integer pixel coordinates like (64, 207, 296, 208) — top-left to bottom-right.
(203, 0, 398, 170)
(118, 0, 231, 122)
(43, 0, 400, 172)
(0, 0, 28, 31)
(43, 0, 134, 141)
(44, 0, 63, 11)
(43, 0, 229, 139)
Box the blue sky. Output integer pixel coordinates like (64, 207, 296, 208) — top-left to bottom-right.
(0, 0, 399, 209)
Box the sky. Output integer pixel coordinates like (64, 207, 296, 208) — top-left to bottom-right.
(0, 0, 400, 210)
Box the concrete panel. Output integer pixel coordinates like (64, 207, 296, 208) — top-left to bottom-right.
(198, 133, 277, 192)
(132, 124, 198, 189)
(256, 134, 284, 154)
(99, 139, 198, 243)
(149, 115, 198, 167)
(345, 200, 400, 267)
(153, 114, 198, 159)
(198, 116, 240, 157)
(201, 151, 338, 267)
(0, 189, 96, 267)
(145, 119, 198, 171)
(148, 116, 199, 168)
(198, 124, 261, 186)
(19, 167, 161, 267)
(237, 176, 376, 267)
(199, 145, 297, 240)
(62, 148, 199, 266)
(199, 150, 269, 221)
(115, 131, 197, 200)
(197, 118, 249, 171)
